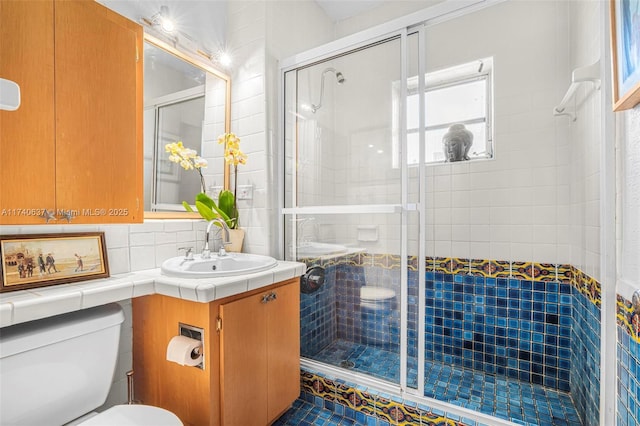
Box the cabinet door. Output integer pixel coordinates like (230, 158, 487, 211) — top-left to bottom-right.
(220, 292, 268, 425)
(266, 281, 300, 421)
(54, 0, 143, 223)
(0, 0, 56, 225)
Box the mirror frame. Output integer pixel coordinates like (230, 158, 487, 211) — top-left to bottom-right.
(143, 33, 231, 219)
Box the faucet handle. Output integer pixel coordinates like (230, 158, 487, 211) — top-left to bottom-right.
(178, 247, 194, 260)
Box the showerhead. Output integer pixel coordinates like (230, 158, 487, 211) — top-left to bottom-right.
(311, 68, 346, 113)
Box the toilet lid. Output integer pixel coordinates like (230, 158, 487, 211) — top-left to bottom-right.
(78, 405, 183, 426)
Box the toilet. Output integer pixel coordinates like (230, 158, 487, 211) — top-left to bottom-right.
(0, 303, 182, 426)
(359, 286, 398, 349)
(360, 286, 396, 310)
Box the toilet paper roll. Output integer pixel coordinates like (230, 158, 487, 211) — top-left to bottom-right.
(166, 335, 203, 367)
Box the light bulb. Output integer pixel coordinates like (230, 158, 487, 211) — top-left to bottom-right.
(218, 52, 232, 67)
(160, 17, 175, 33)
(158, 6, 174, 33)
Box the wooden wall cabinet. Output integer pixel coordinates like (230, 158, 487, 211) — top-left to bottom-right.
(133, 279, 301, 426)
(0, 0, 143, 225)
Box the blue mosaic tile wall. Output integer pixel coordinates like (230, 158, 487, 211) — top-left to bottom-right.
(616, 293, 640, 426)
(334, 264, 402, 351)
(300, 264, 337, 357)
(299, 255, 603, 418)
(424, 272, 572, 391)
(617, 325, 640, 426)
(570, 286, 600, 425)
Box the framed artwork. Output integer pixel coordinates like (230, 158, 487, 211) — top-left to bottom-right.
(610, 0, 640, 111)
(0, 232, 109, 292)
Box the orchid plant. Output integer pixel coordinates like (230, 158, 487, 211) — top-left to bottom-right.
(165, 141, 208, 192)
(165, 133, 246, 230)
(218, 132, 247, 206)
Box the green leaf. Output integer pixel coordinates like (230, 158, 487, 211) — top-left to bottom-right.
(195, 192, 216, 210)
(217, 190, 238, 228)
(195, 201, 217, 221)
(218, 190, 234, 213)
(182, 201, 195, 213)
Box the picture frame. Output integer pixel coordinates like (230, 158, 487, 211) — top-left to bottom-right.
(610, 0, 640, 111)
(0, 232, 109, 293)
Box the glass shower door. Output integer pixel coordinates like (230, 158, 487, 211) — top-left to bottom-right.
(283, 34, 414, 387)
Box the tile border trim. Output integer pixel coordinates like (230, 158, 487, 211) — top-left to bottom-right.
(300, 369, 474, 426)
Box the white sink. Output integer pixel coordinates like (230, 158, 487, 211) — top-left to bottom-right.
(296, 242, 348, 257)
(161, 253, 278, 278)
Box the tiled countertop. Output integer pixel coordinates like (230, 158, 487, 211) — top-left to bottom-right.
(0, 261, 306, 328)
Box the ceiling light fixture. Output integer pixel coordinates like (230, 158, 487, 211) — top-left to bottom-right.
(218, 52, 232, 67)
(140, 8, 229, 70)
(140, 5, 176, 35)
(158, 6, 175, 33)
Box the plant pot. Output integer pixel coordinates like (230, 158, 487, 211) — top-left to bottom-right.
(226, 228, 245, 253)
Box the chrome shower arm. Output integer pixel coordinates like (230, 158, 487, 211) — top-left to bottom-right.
(311, 67, 344, 113)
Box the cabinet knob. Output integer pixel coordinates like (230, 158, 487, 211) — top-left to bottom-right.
(261, 292, 277, 303)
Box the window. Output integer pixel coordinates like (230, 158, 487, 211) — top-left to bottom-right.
(395, 58, 493, 165)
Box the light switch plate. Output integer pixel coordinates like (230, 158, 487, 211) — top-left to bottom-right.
(236, 184, 253, 200)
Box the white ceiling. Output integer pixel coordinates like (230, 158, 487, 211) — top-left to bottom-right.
(314, 0, 385, 22)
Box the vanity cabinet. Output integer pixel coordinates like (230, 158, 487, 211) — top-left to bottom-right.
(0, 0, 143, 225)
(132, 278, 301, 426)
(219, 280, 300, 425)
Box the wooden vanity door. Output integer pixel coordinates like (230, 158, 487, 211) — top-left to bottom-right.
(266, 280, 300, 421)
(219, 291, 269, 425)
(219, 279, 301, 425)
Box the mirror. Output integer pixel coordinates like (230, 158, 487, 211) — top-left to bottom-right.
(143, 34, 230, 218)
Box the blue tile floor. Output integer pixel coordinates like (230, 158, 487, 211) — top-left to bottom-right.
(274, 399, 357, 426)
(308, 339, 582, 426)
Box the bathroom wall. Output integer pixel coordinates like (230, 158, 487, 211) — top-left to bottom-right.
(225, 0, 334, 256)
(297, 1, 573, 265)
(423, 0, 571, 265)
(565, 3, 603, 424)
(615, 102, 640, 425)
(567, 0, 603, 283)
(617, 105, 640, 294)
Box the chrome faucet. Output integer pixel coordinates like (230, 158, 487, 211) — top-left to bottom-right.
(202, 218, 231, 258)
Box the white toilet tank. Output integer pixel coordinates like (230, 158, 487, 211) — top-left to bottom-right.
(0, 304, 125, 426)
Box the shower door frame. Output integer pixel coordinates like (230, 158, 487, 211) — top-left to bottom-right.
(281, 28, 412, 394)
(278, 0, 517, 423)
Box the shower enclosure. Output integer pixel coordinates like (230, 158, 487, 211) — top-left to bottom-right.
(282, 1, 591, 425)
(283, 33, 414, 387)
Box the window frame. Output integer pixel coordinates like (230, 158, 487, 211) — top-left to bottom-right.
(394, 57, 494, 167)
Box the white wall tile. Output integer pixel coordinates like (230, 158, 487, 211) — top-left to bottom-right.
(107, 247, 130, 275)
(129, 246, 156, 272)
(129, 232, 155, 246)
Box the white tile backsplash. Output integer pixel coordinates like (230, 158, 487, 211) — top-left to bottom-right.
(129, 246, 156, 272)
(107, 247, 130, 275)
(129, 232, 155, 246)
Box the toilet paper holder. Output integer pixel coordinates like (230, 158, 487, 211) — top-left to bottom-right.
(178, 323, 204, 369)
